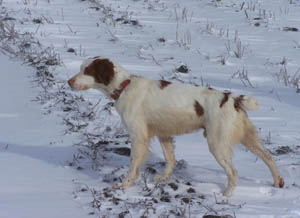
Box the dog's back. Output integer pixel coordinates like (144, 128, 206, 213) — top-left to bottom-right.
(118, 77, 257, 140)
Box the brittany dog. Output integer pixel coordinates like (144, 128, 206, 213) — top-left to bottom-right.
(68, 56, 284, 197)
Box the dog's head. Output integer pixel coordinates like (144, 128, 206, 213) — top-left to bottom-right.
(68, 57, 115, 91)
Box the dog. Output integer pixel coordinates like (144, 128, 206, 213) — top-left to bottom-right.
(68, 56, 284, 197)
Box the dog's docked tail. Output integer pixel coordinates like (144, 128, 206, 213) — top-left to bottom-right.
(234, 95, 259, 111)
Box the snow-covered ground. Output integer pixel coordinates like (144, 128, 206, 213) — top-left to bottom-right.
(1, 0, 300, 217)
(0, 53, 91, 218)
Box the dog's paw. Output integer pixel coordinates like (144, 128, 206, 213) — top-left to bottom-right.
(279, 177, 284, 188)
(275, 176, 284, 188)
(112, 179, 133, 190)
(223, 189, 233, 198)
(154, 173, 170, 183)
(112, 182, 122, 189)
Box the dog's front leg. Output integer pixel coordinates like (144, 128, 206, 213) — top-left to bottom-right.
(155, 136, 176, 183)
(113, 128, 151, 190)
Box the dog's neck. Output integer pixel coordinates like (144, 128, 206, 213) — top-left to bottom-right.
(111, 79, 131, 100)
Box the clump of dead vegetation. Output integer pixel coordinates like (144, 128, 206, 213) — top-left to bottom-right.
(0, 9, 60, 84)
(275, 57, 300, 91)
(176, 64, 189, 73)
(115, 16, 141, 27)
(73, 158, 240, 218)
(271, 145, 300, 156)
(225, 31, 248, 59)
(282, 27, 299, 32)
(231, 67, 255, 88)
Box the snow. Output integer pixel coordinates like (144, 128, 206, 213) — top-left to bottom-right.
(0, 152, 82, 218)
(1, 0, 300, 217)
(0, 55, 63, 146)
(0, 54, 92, 218)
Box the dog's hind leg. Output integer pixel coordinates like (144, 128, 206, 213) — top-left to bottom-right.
(241, 121, 284, 188)
(155, 136, 176, 183)
(210, 146, 238, 197)
(207, 130, 238, 197)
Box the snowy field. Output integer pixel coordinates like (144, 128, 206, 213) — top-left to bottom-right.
(1, 0, 300, 217)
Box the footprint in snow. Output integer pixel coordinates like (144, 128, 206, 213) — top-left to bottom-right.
(259, 187, 275, 196)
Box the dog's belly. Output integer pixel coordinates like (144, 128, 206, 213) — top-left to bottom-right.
(147, 109, 204, 136)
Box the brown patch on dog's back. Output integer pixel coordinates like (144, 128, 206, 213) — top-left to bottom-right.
(194, 100, 204, 117)
(159, 80, 172, 89)
(220, 92, 231, 108)
(84, 59, 115, 85)
(234, 95, 244, 111)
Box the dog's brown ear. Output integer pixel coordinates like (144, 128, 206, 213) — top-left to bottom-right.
(84, 59, 115, 85)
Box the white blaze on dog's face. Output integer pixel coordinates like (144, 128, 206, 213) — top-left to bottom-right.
(68, 57, 115, 93)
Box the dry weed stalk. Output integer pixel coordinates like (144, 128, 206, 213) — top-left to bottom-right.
(225, 36, 246, 59)
(231, 68, 254, 88)
(276, 57, 300, 90)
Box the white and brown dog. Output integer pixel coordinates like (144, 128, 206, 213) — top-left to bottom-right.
(68, 57, 284, 197)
